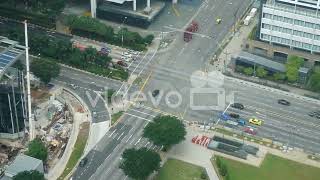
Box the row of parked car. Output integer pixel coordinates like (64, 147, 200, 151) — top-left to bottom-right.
(116, 50, 139, 67)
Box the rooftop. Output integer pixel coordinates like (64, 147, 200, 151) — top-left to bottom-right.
(236, 51, 286, 72)
(5, 154, 43, 177)
(0, 37, 25, 79)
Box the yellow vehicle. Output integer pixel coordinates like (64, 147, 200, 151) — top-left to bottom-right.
(216, 18, 222, 24)
(249, 118, 263, 126)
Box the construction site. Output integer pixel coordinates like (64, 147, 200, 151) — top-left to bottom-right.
(0, 35, 80, 177)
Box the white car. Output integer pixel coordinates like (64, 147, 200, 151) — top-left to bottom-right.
(121, 56, 131, 62)
(122, 52, 132, 58)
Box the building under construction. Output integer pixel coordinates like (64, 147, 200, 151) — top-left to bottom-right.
(0, 37, 26, 139)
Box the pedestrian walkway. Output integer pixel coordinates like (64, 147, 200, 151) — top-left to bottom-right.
(166, 129, 220, 180)
(191, 125, 320, 168)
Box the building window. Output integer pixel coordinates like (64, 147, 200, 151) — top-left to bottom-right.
(305, 22, 314, 28)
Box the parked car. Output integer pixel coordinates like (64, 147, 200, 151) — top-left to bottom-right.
(229, 113, 240, 119)
(152, 90, 160, 97)
(244, 127, 257, 135)
(237, 119, 246, 126)
(117, 61, 128, 67)
(231, 103, 244, 110)
(79, 158, 88, 167)
(278, 99, 290, 106)
(249, 118, 263, 126)
(218, 112, 231, 121)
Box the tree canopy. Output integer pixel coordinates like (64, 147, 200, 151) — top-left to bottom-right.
(285, 55, 304, 82)
(13, 170, 45, 180)
(143, 115, 186, 150)
(25, 138, 48, 161)
(256, 66, 268, 78)
(243, 67, 254, 76)
(30, 58, 60, 84)
(308, 69, 320, 92)
(120, 148, 161, 180)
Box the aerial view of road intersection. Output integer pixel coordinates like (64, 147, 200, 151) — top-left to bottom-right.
(0, 0, 320, 180)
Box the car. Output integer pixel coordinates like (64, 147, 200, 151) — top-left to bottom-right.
(152, 90, 160, 97)
(229, 113, 240, 119)
(237, 119, 246, 126)
(218, 112, 231, 121)
(121, 56, 131, 62)
(216, 18, 222, 24)
(231, 103, 244, 110)
(79, 158, 88, 167)
(117, 61, 128, 67)
(308, 111, 320, 117)
(278, 99, 290, 106)
(249, 118, 263, 126)
(244, 127, 257, 135)
(122, 52, 132, 58)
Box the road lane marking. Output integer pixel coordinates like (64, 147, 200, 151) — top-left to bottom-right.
(124, 112, 153, 122)
(117, 132, 125, 140)
(108, 129, 117, 138)
(145, 141, 149, 147)
(134, 137, 141, 145)
(126, 134, 133, 143)
(129, 108, 157, 117)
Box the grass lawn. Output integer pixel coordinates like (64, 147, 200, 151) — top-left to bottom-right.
(156, 159, 208, 180)
(58, 122, 90, 180)
(111, 111, 124, 125)
(214, 154, 320, 180)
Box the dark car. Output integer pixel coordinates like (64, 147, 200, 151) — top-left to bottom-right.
(229, 113, 240, 119)
(278, 99, 290, 106)
(117, 61, 128, 67)
(231, 103, 244, 110)
(152, 90, 160, 97)
(79, 158, 88, 167)
(308, 111, 320, 117)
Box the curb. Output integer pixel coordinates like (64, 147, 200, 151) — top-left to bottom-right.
(59, 63, 123, 84)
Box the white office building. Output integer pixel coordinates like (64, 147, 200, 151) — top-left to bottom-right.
(260, 0, 320, 53)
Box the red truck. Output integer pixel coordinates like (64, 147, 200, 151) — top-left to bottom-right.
(184, 21, 199, 42)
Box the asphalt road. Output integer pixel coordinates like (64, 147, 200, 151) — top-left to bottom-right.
(72, 0, 254, 180)
(141, 0, 320, 153)
(70, 0, 320, 179)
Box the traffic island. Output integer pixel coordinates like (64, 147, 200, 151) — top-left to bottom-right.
(58, 122, 90, 180)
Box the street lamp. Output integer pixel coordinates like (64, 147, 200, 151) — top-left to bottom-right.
(119, 17, 127, 47)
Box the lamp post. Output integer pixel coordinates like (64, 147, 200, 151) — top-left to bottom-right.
(119, 17, 127, 47)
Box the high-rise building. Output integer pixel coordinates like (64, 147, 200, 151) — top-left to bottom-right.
(260, 0, 320, 53)
(0, 37, 26, 138)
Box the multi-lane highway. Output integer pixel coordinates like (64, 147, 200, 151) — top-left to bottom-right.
(71, 0, 255, 179)
(70, 0, 320, 179)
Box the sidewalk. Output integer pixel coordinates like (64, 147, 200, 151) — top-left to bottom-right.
(47, 89, 89, 180)
(191, 126, 320, 169)
(166, 129, 220, 180)
(210, 16, 319, 98)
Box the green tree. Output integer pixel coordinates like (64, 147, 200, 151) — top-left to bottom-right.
(25, 138, 48, 161)
(30, 58, 60, 84)
(256, 66, 268, 78)
(13, 170, 45, 180)
(119, 148, 161, 180)
(285, 55, 304, 82)
(273, 72, 286, 81)
(143, 115, 186, 150)
(309, 70, 320, 92)
(144, 34, 154, 45)
(243, 67, 254, 76)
